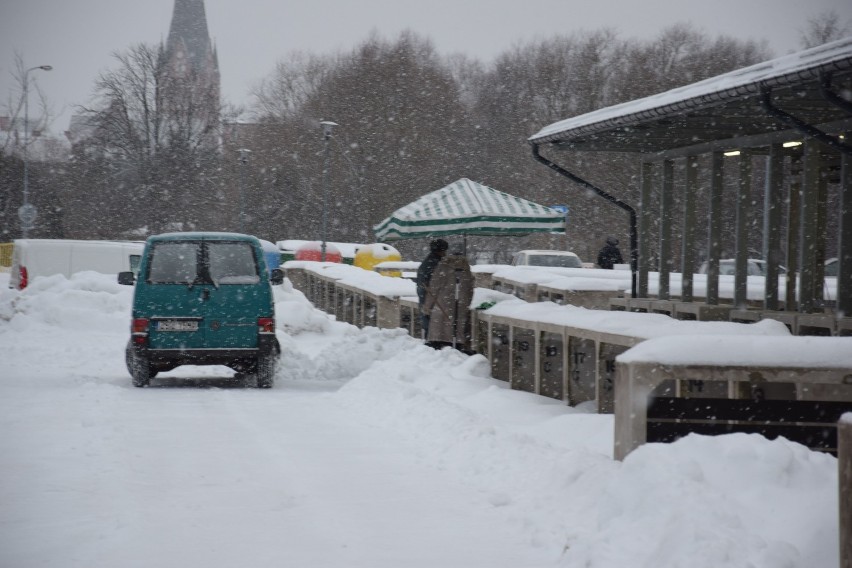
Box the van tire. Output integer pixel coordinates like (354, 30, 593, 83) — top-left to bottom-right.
(256, 354, 275, 389)
(126, 343, 154, 387)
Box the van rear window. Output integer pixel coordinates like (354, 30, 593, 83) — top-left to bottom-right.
(146, 241, 260, 285)
(208, 242, 259, 285)
(148, 242, 199, 283)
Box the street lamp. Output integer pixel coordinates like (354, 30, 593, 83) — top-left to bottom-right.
(319, 120, 338, 261)
(238, 148, 251, 233)
(20, 64, 52, 238)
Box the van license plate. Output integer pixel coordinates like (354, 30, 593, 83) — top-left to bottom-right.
(157, 320, 199, 332)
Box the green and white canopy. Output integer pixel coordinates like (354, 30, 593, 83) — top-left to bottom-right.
(373, 178, 566, 241)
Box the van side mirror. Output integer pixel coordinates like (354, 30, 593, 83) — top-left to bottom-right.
(118, 271, 136, 286)
(270, 268, 284, 285)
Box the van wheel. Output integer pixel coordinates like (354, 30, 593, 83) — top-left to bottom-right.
(126, 343, 154, 387)
(256, 354, 276, 389)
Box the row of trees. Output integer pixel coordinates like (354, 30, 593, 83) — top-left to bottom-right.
(2, 17, 844, 261)
(238, 24, 771, 260)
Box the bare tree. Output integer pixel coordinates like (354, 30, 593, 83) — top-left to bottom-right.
(799, 10, 851, 49)
(251, 51, 337, 121)
(71, 42, 223, 235)
(236, 25, 774, 257)
(244, 31, 473, 243)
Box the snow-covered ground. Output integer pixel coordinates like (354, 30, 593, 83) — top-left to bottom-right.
(0, 271, 841, 568)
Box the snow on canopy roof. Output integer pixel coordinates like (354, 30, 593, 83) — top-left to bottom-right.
(373, 178, 565, 241)
(529, 37, 852, 145)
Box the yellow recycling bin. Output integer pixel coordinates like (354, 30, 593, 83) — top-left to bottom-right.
(354, 243, 402, 276)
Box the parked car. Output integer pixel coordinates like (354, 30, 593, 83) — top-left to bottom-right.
(511, 250, 584, 268)
(824, 257, 838, 277)
(697, 259, 785, 277)
(118, 232, 284, 388)
(9, 239, 144, 290)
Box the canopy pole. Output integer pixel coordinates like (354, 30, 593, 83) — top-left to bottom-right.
(531, 143, 637, 299)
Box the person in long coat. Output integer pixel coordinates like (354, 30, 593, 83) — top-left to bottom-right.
(423, 250, 474, 350)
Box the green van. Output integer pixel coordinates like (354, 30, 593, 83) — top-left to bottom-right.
(118, 232, 283, 388)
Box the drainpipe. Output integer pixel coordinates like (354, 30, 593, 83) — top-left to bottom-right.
(531, 142, 638, 299)
(759, 87, 852, 154)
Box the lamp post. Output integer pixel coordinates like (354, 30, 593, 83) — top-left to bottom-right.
(238, 148, 251, 233)
(20, 64, 52, 238)
(319, 120, 338, 261)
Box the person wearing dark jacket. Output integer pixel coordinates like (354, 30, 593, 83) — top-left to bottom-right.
(597, 236, 624, 269)
(416, 239, 448, 338)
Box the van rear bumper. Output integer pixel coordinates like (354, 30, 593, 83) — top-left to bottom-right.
(134, 334, 280, 369)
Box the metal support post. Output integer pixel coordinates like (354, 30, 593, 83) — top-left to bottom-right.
(707, 152, 724, 305)
(680, 156, 698, 303)
(762, 145, 783, 310)
(658, 159, 674, 300)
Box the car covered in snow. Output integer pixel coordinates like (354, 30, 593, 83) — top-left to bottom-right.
(824, 257, 838, 277)
(511, 249, 584, 268)
(697, 259, 786, 277)
(118, 232, 283, 388)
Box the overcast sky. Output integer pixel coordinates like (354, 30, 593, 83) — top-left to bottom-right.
(2, 0, 851, 133)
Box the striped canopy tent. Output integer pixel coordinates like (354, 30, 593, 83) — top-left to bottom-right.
(373, 178, 566, 241)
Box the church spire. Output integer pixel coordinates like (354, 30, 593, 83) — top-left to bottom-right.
(166, 0, 214, 73)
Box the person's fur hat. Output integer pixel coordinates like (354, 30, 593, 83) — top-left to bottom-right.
(430, 239, 449, 252)
(606, 236, 619, 246)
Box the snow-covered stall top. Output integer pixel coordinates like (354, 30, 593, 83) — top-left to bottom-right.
(530, 37, 852, 143)
(484, 300, 791, 340)
(277, 239, 364, 258)
(618, 335, 852, 369)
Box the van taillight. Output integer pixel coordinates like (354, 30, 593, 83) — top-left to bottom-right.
(18, 266, 27, 290)
(258, 317, 275, 333)
(131, 318, 149, 345)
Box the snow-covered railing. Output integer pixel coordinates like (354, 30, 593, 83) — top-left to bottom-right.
(615, 337, 852, 460)
(285, 262, 417, 330)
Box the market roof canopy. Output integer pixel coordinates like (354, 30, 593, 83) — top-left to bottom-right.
(528, 37, 852, 155)
(373, 178, 566, 241)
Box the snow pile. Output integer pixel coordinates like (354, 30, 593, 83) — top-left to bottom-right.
(0, 271, 842, 568)
(330, 339, 839, 567)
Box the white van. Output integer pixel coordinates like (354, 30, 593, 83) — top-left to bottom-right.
(10, 239, 145, 290)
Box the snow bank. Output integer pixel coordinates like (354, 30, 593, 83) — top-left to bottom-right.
(0, 271, 842, 568)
